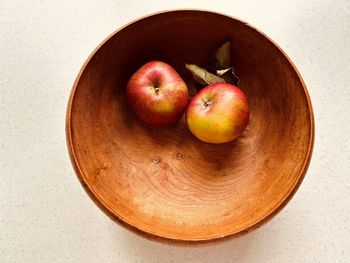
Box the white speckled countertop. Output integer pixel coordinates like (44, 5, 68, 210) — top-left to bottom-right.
(1, 0, 349, 262)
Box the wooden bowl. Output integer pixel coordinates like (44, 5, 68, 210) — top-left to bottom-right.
(66, 10, 314, 245)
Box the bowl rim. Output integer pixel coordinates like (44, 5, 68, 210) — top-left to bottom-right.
(66, 9, 315, 246)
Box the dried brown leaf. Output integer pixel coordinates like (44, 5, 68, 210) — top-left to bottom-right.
(216, 67, 240, 85)
(185, 64, 225, 86)
(213, 41, 230, 69)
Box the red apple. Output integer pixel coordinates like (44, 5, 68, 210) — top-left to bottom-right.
(127, 61, 189, 126)
(186, 83, 249, 143)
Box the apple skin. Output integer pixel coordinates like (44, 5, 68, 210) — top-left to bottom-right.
(127, 61, 189, 126)
(186, 83, 249, 144)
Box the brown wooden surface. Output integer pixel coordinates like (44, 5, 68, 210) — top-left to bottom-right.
(66, 10, 314, 245)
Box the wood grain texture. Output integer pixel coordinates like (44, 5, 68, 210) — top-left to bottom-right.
(66, 10, 314, 245)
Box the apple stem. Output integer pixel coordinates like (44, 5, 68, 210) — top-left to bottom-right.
(203, 99, 212, 107)
(153, 81, 160, 94)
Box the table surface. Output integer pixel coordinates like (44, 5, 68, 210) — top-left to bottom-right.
(1, 0, 349, 262)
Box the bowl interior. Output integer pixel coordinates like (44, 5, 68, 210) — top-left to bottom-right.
(68, 11, 313, 243)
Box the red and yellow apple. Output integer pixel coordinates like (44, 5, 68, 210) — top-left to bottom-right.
(186, 83, 249, 143)
(127, 61, 189, 126)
